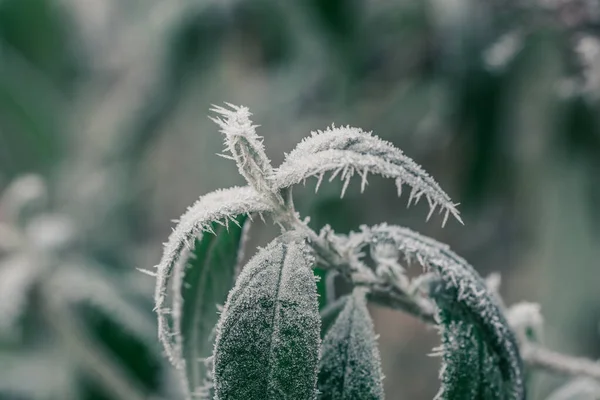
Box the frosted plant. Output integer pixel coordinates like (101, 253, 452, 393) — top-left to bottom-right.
(152, 104, 600, 399)
(0, 175, 163, 400)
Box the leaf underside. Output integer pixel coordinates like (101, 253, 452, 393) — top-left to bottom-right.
(318, 291, 384, 400)
(154, 186, 271, 366)
(213, 233, 320, 400)
(362, 224, 525, 400)
(431, 266, 524, 400)
(434, 298, 506, 400)
(175, 215, 248, 399)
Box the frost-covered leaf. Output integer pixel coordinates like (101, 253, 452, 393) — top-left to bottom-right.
(153, 186, 272, 363)
(171, 215, 248, 399)
(358, 224, 525, 400)
(318, 290, 384, 400)
(210, 104, 274, 195)
(213, 233, 320, 400)
(270, 126, 461, 225)
(433, 294, 507, 399)
(545, 378, 600, 400)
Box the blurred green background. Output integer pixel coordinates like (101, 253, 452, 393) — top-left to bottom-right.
(0, 0, 599, 399)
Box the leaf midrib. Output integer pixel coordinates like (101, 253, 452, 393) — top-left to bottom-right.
(265, 243, 288, 397)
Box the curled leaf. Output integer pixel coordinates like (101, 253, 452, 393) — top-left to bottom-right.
(213, 233, 320, 400)
(270, 126, 461, 225)
(172, 215, 249, 399)
(358, 224, 525, 400)
(318, 290, 385, 400)
(153, 186, 272, 365)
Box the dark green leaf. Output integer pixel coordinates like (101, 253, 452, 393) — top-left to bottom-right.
(174, 215, 248, 398)
(365, 224, 525, 400)
(213, 233, 320, 400)
(318, 290, 384, 400)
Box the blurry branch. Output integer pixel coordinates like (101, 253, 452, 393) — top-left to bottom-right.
(522, 344, 600, 381)
(42, 285, 149, 400)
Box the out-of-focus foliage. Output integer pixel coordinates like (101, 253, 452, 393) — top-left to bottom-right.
(0, 0, 599, 398)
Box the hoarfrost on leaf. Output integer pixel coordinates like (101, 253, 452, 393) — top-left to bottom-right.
(317, 289, 385, 400)
(170, 215, 248, 399)
(506, 302, 544, 343)
(354, 224, 525, 399)
(212, 233, 320, 400)
(270, 125, 462, 225)
(153, 186, 272, 365)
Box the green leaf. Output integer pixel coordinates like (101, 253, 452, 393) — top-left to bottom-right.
(173, 215, 248, 399)
(361, 224, 525, 400)
(213, 233, 320, 400)
(430, 267, 524, 400)
(317, 290, 384, 400)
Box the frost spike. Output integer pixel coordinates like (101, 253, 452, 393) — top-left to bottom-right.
(213, 233, 320, 400)
(315, 172, 325, 193)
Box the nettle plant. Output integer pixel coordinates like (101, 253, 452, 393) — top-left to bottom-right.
(149, 104, 595, 400)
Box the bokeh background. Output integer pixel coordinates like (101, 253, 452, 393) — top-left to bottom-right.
(1, 0, 599, 399)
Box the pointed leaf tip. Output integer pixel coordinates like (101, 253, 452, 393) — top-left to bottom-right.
(318, 290, 384, 400)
